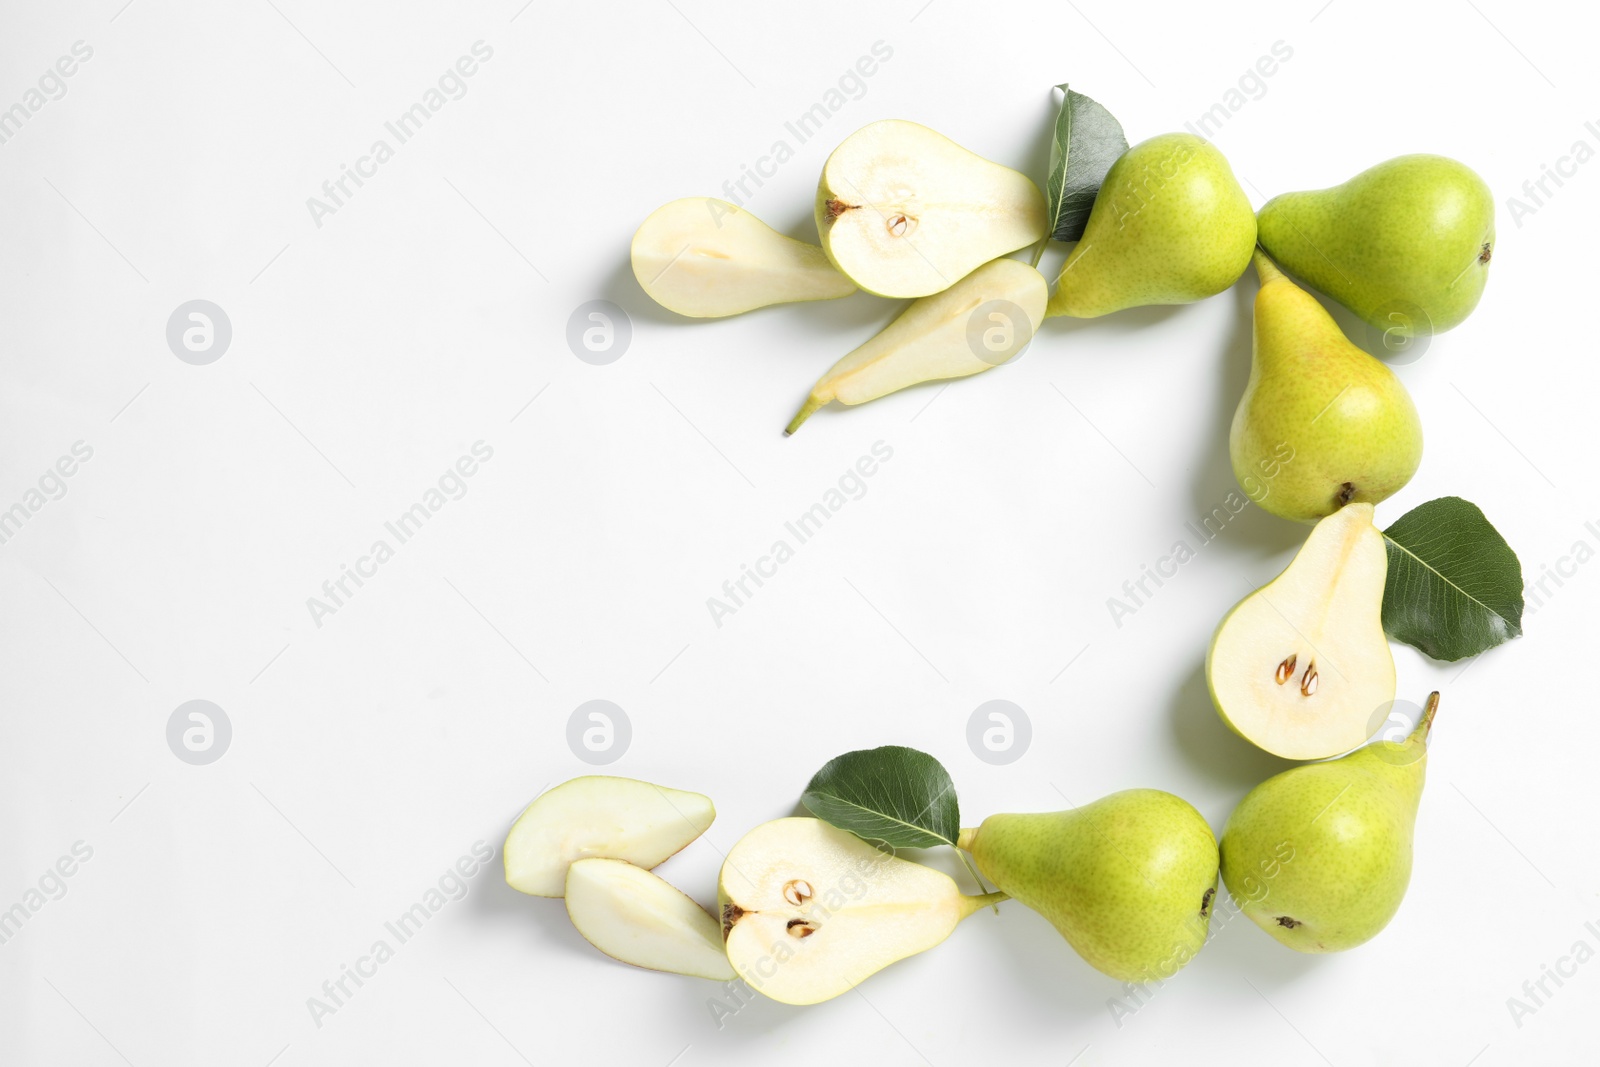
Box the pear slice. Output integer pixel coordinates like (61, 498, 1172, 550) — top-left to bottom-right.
(1207, 503, 1396, 760)
(785, 257, 1046, 434)
(504, 776, 714, 897)
(718, 818, 1002, 1005)
(565, 858, 735, 980)
(631, 198, 856, 317)
(816, 120, 1047, 299)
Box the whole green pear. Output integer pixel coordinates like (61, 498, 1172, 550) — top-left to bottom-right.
(1220, 692, 1439, 953)
(1257, 154, 1494, 337)
(1232, 252, 1423, 522)
(958, 789, 1218, 982)
(1047, 133, 1256, 318)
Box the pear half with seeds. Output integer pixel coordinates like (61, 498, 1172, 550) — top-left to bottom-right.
(719, 818, 1002, 1005)
(816, 119, 1047, 298)
(1207, 503, 1396, 760)
(631, 198, 855, 317)
(565, 858, 734, 980)
(504, 776, 714, 897)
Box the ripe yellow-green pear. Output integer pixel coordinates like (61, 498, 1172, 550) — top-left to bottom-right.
(718, 818, 1003, 1005)
(1258, 156, 1494, 336)
(816, 119, 1048, 298)
(1221, 693, 1439, 952)
(631, 198, 855, 317)
(504, 776, 714, 897)
(786, 257, 1046, 434)
(565, 858, 734, 980)
(1232, 253, 1423, 522)
(1047, 133, 1256, 318)
(1207, 503, 1396, 760)
(959, 790, 1218, 982)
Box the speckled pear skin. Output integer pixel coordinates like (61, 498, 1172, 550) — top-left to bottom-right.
(1220, 696, 1437, 953)
(1231, 253, 1423, 523)
(1047, 133, 1257, 318)
(960, 790, 1219, 982)
(1257, 154, 1494, 335)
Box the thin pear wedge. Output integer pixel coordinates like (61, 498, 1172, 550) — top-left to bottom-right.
(565, 858, 735, 980)
(817, 119, 1048, 298)
(718, 818, 1004, 1005)
(959, 790, 1219, 983)
(786, 257, 1046, 434)
(1047, 133, 1256, 318)
(1221, 693, 1440, 952)
(1207, 502, 1396, 760)
(631, 198, 855, 317)
(1258, 156, 1493, 336)
(1232, 253, 1423, 522)
(504, 776, 714, 897)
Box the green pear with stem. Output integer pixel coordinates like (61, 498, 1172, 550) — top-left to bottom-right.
(1047, 133, 1256, 318)
(959, 790, 1219, 982)
(1231, 252, 1423, 522)
(786, 257, 1046, 434)
(1221, 692, 1440, 953)
(1257, 156, 1494, 337)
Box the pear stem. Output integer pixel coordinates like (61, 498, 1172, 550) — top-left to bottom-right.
(1411, 691, 1441, 742)
(784, 395, 825, 436)
(1252, 248, 1287, 287)
(958, 891, 1009, 920)
(954, 849, 986, 890)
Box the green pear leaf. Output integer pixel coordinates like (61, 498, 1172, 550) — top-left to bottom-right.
(1044, 84, 1128, 243)
(801, 746, 959, 849)
(1381, 497, 1524, 661)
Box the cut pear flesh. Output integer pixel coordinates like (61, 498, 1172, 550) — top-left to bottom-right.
(504, 776, 714, 897)
(786, 257, 1046, 433)
(631, 198, 855, 317)
(817, 119, 1048, 298)
(718, 818, 998, 1005)
(1207, 503, 1396, 760)
(565, 858, 735, 980)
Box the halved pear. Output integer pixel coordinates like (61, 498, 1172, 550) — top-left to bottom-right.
(1207, 504, 1396, 760)
(816, 120, 1047, 299)
(565, 858, 735, 980)
(718, 818, 1002, 1005)
(504, 776, 715, 897)
(786, 257, 1046, 434)
(631, 198, 856, 317)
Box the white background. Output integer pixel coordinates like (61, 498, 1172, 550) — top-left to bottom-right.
(1, 0, 1594, 1063)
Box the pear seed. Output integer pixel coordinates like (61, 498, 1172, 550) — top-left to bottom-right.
(782, 879, 814, 906)
(1300, 662, 1319, 697)
(1274, 654, 1297, 685)
(785, 918, 819, 938)
(885, 213, 916, 237)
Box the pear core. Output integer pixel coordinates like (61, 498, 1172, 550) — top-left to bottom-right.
(718, 818, 1000, 1005)
(816, 119, 1047, 298)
